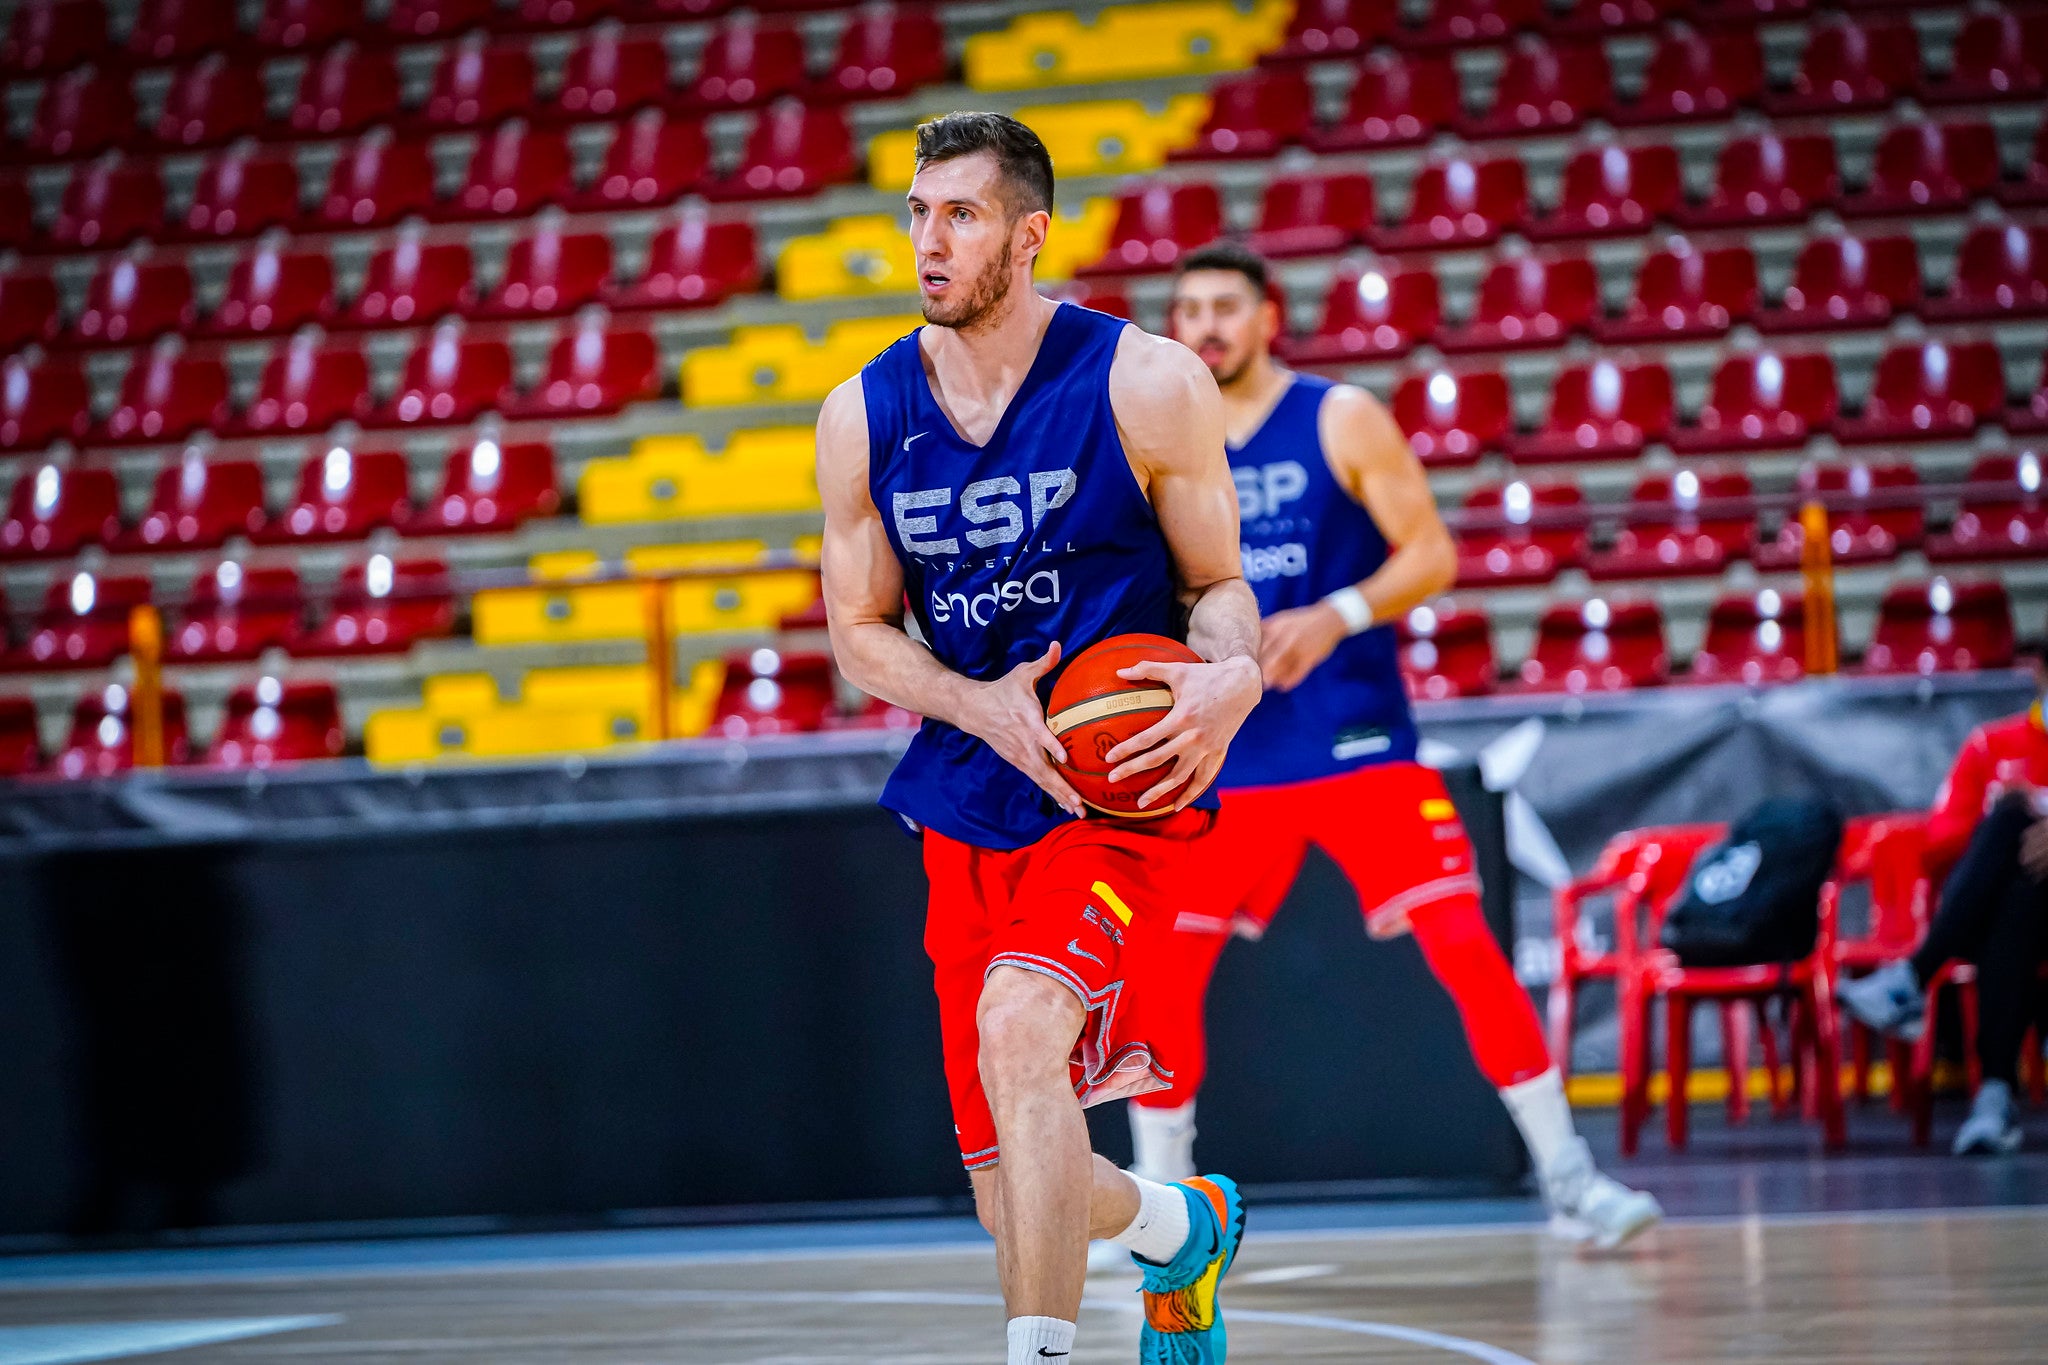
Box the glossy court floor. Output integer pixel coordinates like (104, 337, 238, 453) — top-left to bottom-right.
(6, 1112, 2048, 1364)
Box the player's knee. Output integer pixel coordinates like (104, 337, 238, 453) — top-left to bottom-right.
(977, 970, 1083, 1095)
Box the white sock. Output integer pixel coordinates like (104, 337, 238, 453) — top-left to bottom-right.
(1128, 1099, 1197, 1182)
(1499, 1068, 1583, 1185)
(1110, 1171, 1192, 1264)
(1007, 1315, 1076, 1363)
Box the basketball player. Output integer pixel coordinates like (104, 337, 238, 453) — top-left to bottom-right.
(1122, 242, 1662, 1250)
(816, 115, 1265, 1364)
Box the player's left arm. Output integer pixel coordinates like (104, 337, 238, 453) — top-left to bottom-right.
(1260, 384, 1457, 692)
(1101, 327, 1264, 810)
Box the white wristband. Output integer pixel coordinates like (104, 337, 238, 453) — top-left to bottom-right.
(1323, 585, 1374, 635)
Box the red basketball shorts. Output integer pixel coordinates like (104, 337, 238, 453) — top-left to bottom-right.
(923, 807, 1214, 1170)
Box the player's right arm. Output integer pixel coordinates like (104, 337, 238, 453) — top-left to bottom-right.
(815, 377, 1084, 817)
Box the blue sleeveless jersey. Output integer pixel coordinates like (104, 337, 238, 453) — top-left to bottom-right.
(1221, 373, 1417, 789)
(863, 302, 1203, 850)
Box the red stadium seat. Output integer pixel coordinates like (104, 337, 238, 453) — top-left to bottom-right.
(1696, 0, 1809, 20)
(406, 436, 559, 535)
(1046, 281, 1132, 320)
(50, 156, 163, 251)
(1553, 0, 1681, 37)
(28, 65, 131, 160)
(474, 223, 611, 319)
(1837, 341, 2005, 445)
(314, 132, 438, 231)
(1267, 0, 1397, 62)
(3, 0, 107, 77)
(0, 695, 42, 776)
(505, 0, 616, 31)
(230, 333, 373, 437)
(1397, 602, 1495, 699)
(0, 463, 119, 555)
(289, 43, 401, 139)
(17, 571, 149, 669)
(814, 4, 947, 101)
(1843, 120, 2000, 217)
(201, 242, 335, 339)
(338, 236, 474, 329)
(256, 444, 413, 543)
(1671, 351, 1837, 454)
(1513, 598, 1669, 693)
(1755, 460, 1923, 569)
(1679, 133, 1838, 228)
(382, 0, 495, 41)
(441, 121, 572, 222)
(1437, 254, 1597, 352)
(1927, 453, 2048, 562)
(419, 36, 534, 131)
(0, 271, 60, 353)
(687, 17, 807, 111)
(0, 173, 34, 251)
(1307, 50, 1457, 151)
(1928, 8, 2048, 104)
(293, 556, 454, 657)
(706, 103, 855, 200)
(1280, 260, 1439, 365)
(1392, 368, 1511, 466)
(551, 26, 670, 121)
(206, 678, 346, 767)
(630, 0, 735, 17)
(153, 53, 265, 150)
(1368, 155, 1526, 252)
(119, 454, 269, 551)
(96, 342, 231, 446)
(1999, 118, 2048, 206)
(125, 0, 238, 64)
(1769, 16, 1919, 115)
(1928, 221, 2048, 320)
(68, 257, 193, 348)
(1248, 173, 1374, 259)
(177, 146, 299, 242)
(1861, 579, 2014, 675)
(1175, 69, 1314, 160)
(1509, 360, 1673, 463)
(2014, 355, 2048, 433)
(1758, 234, 1920, 333)
(1399, 0, 1542, 49)
(1455, 478, 1585, 586)
(1689, 589, 1804, 686)
(605, 209, 758, 307)
(1612, 25, 1761, 125)
(59, 685, 191, 776)
(256, 0, 360, 52)
(1079, 183, 1224, 275)
(0, 356, 92, 452)
(710, 648, 836, 737)
(1588, 470, 1754, 580)
(167, 561, 302, 663)
(1528, 144, 1681, 241)
(1462, 37, 1608, 139)
(373, 323, 513, 428)
(501, 314, 659, 417)
(571, 110, 710, 210)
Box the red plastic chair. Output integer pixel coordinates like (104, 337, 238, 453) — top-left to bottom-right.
(1769, 16, 1918, 116)
(706, 103, 855, 200)
(18, 571, 150, 669)
(58, 685, 191, 777)
(3, 0, 107, 77)
(710, 648, 836, 737)
(503, 0, 615, 30)
(0, 356, 92, 452)
(1399, 0, 1542, 49)
(813, 4, 946, 101)
(0, 463, 119, 556)
(118, 454, 268, 551)
(1928, 7, 2048, 104)
(688, 17, 807, 111)
(1844, 121, 2000, 217)
(1512, 598, 1669, 693)
(1837, 341, 2006, 445)
(0, 696, 42, 776)
(1589, 470, 1755, 580)
(153, 53, 265, 150)
(382, 0, 495, 40)
(0, 172, 37, 251)
(604, 209, 758, 307)
(1755, 461, 1923, 569)
(28, 64, 132, 160)
(1860, 578, 2015, 675)
(167, 561, 302, 663)
(551, 26, 669, 121)
(501, 315, 659, 417)
(68, 257, 194, 349)
(1176, 69, 1314, 159)
(1759, 234, 1919, 333)
(314, 132, 438, 231)
(1527, 143, 1681, 240)
(201, 243, 335, 339)
(1248, 173, 1374, 258)
(255, 0, 359, 51)
(1595, 242, 1756, 342)
(1671, 351, 1837, 454)
(0, 271, 60, 353)
(406, 436, 558, 535)
(257, 444, 413, 543)
(1391, 368, 1511, 466)
(571, 110, 710, 210)
(1511, 360, 1673, 464)
(1928, 221, 2048, 320)
(1307, 50, 1458, 151)
(1927, 452, 2048, 561)
(1612, 24, 1761, 125)
(289, 43, 401, 139)
(206, 678, 346, 767)
(373, 323, 513, 428)
(1688, 588, 1804, 685)
(1396, 602, 1494, 700)
(96, 343, 230, 446)
(176, 146, 299, 243)
(1370, 155, 1527, 251)
(473, 224, 611, 319)
(1462, 37, 1608, 138)
(1680, 133, 1839, 228)
(232, 334, 373, 437)
(1437, 254, 1597, 352)
(339, 237, 474, 329)
(440, 121, 572, 222)
(51, 156, 164, 251)
(292, 556, 455, 656)
(125, 0, 238, 64)
(1266, 0, 1397, 61)
(2001, 115, 2048, 207)
(1553, 0, 1682, 33)
(1454, 479, 1585, 586)
(1079, 183, 1225, 275)
(418, 35, 534, 131)
(1282, 260, 1439, 364)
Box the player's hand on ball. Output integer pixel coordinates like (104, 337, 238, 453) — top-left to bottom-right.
(1259, 602, 1349, 693)
(963, 641, 1087, 818)
(1103, 654, 1263, 811)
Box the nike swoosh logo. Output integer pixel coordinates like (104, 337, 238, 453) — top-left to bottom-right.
(1037, 1351, 1069, 1359)
(1066, 939, 1103, 966)
(902, 432, 930, 450)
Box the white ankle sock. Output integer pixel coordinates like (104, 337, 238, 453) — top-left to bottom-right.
(1128, 1099, 1198, 1182)
(1499, 1068, 1581, 1184)
(1007, 1315, 1075, 1363)
(1111, 1171, 1192, 1264)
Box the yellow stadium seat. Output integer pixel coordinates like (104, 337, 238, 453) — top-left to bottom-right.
(870, 98, 1207, 187)
(364, 661, 728, 765)
(625, 539, 770, 574)
(1036, 199, 1121, 282)
(679, 317, 918, 408)
(473, 581, 645, 646)
(779, 215, 915, 301)
(666, 568, 819, 635)
(581, 428, 823, 525)
(422, 673, 502, 714)
(964, 0, 1287, 91)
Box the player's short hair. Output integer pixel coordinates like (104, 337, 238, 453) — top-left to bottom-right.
(1173, 241, 1271, 298)
(913, 112, 1055, 218)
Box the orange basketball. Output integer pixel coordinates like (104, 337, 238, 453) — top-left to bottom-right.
(1046, 633, 1206, 819)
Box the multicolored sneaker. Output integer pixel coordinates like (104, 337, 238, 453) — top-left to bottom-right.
(1137, 1174, 1245, 1363)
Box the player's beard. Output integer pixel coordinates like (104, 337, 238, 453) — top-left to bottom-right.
(1198, 339, 1253, 389)
(922, 239, 1014, 331)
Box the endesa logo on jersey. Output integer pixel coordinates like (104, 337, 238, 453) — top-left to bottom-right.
(892, 468, 1078, 628)
(1242, 541, 1308, 582)
(1235, 458, 1312, 581)
(929, 569, 1064, 626)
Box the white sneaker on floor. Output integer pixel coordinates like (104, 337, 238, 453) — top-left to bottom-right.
(1543, 1139, 1663, 1251)
(1953, 1080, 2024, 1156)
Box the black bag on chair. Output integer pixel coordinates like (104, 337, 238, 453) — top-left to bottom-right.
(1660, 798, 1844, 967)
